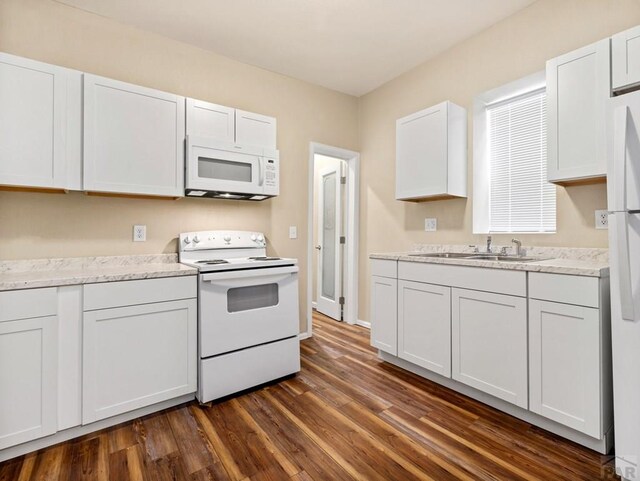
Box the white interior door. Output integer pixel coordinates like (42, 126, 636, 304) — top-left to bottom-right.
(316, 163, 343, 320)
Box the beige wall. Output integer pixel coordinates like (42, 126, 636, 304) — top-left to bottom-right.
(0, 0, 359, 333)
(358, 0, 640, 321)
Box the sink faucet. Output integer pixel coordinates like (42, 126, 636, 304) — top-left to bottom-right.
(512, 238, 522, 257)
(486, 235, 492, 253)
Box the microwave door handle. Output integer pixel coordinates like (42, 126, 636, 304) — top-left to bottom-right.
(258, 156, 265, 187)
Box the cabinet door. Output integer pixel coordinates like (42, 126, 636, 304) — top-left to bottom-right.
(82, 299, 197, 423)
(0, 53, 81, 189)
(452, 288, 527, 408)
(370, 275, 397, 355)
(612, 25, 640, 92)
(235, 109, 277, 149)
(0, 315, 57, 449)
(83, 74, 186, 197)
(398, 280, 451, 377)
(396, 104, 447, 200)
(547, 39, 609, 182)
(186, 98, 235, 141)
(529, 300, 601, 437)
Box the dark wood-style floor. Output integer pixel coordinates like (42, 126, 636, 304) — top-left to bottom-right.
(0, 312, 618, 481)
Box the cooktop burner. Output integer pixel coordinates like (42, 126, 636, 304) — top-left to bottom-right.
(196, 259, 229, 265)
(248, 256, 282, 261)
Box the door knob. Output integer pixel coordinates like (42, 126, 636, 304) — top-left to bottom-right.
(315, 245, 322, 250)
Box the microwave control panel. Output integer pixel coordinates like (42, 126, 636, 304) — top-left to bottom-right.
(264, 157, 279, 195)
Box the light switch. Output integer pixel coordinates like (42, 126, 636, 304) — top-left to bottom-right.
(289, 226, 297, 239)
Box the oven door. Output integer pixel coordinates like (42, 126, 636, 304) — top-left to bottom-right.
(199, 265, 299, 358)
(186, 135, 265, 195)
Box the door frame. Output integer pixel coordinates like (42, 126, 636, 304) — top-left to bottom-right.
(305, 142, 360, 338)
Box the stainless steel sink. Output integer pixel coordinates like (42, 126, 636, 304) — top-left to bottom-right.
(408, 252, 478, 258)
(469, 255, 545, 262)
(408, 252, 548, 263)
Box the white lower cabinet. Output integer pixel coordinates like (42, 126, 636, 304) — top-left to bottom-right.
(370, 258, 612, 449)
(0, 289, 58, 450)
(529, 299, 602, 438)
(83, 297, 197, 424)
(370, 275, 398, 355)
(451, 288, 528, 408)
(398, 280, 451, 377)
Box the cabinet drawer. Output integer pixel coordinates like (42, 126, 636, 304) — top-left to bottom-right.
(371, 259, 397, 278)
(529, 272, 599, 308)
(84, 276, 197, 311)
(0, 288, 57, 322)
(399, 262, 526, 297)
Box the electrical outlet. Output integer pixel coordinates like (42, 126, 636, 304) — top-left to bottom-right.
(425, 218, 437, 232)
(595, 210, 609, 230)
(133, 225, 147, 242)
(289, 226, 297, 239)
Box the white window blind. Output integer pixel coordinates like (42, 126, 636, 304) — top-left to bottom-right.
(487, 88, 556, 233)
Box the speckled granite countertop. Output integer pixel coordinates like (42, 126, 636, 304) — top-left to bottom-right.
(370, 245, 609, 277)
(0, 254, 197, 291)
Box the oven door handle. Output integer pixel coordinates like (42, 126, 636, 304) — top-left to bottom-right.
(201, 265, 298, 282)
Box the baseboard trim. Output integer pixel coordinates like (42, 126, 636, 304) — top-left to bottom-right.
(0, 394, 195, 463)
(356, 319, 371, 329)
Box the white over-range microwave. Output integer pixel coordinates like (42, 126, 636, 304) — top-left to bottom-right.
(185, 135, 279, 200)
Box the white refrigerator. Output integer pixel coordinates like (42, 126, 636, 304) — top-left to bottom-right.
(609, 89, 640, 481)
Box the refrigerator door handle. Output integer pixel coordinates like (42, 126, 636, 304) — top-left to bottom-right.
(613, 106, 629, 212)
(616, 213, 637, 321)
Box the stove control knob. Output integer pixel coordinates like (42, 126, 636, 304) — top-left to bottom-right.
(224, 235, 232, 243)
(183, 236, 191, 244)
(251, 234, 257, 242)
(258, 234, 264, 242)
(193, 235, 200, 244)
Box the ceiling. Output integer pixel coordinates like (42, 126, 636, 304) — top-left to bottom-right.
(55, 0, 536, 96)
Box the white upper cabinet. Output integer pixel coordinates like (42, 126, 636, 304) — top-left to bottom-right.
(186, 98, 235, 142)
(235, 109, 277, 149)
(83, 74, 185, 197)
(186, 99, 277, 150)
(0, 52, 82, 190)
(546, 39, 610, 183)
(612, 25, 640, 92)
(396, 101, 467, 201)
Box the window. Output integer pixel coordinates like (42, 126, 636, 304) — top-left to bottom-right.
(473, 72, 556, 234)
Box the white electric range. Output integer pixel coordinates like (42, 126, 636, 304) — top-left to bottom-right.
(179, 230, 300, 403)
